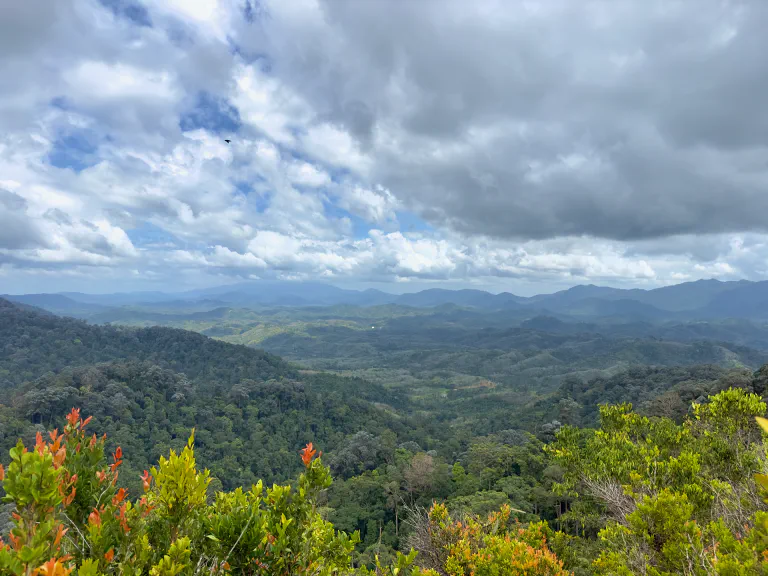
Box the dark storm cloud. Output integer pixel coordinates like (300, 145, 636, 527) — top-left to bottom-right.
(242, 0, 768, 241)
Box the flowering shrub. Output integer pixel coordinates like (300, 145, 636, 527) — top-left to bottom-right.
(0, 409, 569, 576)
(0, 409, 362, 575)
(408, 503, 568, 576)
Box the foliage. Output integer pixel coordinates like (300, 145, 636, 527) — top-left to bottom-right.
(0, 361, 417, 490)
(550, 388, 768, 575)
(0, 410, 570, 576)
(407, 503, 568, 575)
(0, 410, 361, 575)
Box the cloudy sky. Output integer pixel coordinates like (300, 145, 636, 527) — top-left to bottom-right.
(2, 0, 768, 295)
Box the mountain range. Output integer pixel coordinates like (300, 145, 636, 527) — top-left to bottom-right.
(4, 278, 768, 322)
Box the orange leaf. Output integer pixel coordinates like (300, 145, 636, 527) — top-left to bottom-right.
(112, 487, 128, 505)
(53, 447, 67, 468)
(116, 503, 130, 532)
(53, 524, 68, 548)
(8, 533, 21, 551)
(63, 486, 76, 507)
(66, 408, 80, 427)
(49, 429, 62, 452)
(140, 470, 151, 491)
(300, 442, 317, 467)
(33, 558, 72, 576)
(88, 509, 102, 528)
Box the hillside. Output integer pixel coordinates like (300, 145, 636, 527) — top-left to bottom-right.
(1, 360, 413, 490)
(0, 297, 291, 389)
(33, 295, 768, 438)
(0, 298, 417, 486)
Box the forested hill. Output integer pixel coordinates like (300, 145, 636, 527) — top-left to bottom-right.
(0, 297, 417, 488)
(0, 297, 292, 389)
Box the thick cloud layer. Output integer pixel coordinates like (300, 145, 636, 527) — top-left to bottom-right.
(1, 0, 767, 293)
(246, 0, 768, 240)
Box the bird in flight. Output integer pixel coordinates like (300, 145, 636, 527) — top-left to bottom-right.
(224, 139, 231, 144)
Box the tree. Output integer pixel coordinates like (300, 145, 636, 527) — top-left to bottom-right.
(406, 503, 568, 575)
(549, 388, 768, 575)
(404, 453, 434, 504)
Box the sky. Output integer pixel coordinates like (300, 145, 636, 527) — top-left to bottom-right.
(2, 0, 768, 296)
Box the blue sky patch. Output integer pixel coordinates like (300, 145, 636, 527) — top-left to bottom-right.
(126, 222, 181, 248)
(323, 201, 371, 239)
(242, 0, 266, 23)
(47, 128, 101, 172)
(396, 211, 433, 233)
(180, 92, 242, 134)
(50, 96, 73, 111)
(236, 180, 271, 212)
(251, 192, 271, 213)
(98, 0, 152, 27)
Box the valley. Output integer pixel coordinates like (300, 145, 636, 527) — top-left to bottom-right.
(4, 279, 768, 572)
(12, 279, 768, 433)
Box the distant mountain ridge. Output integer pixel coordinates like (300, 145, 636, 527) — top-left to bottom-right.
(5, 278, 768, 321)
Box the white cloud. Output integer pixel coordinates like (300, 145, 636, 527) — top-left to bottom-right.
(67, 61, 179, 101)
(368, 231, 459, 277)
(287, 161, 330, 187)
(0, 0, 766, 294)
(232, 63, 311, 145)
(301, 123, 371, 174)
(334, 184, 398, 225)
(162, 0, 219, 22)
(208, 245, 266, 268)
(247, 230, 302, 263)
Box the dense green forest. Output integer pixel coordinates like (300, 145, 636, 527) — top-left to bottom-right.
(64, 300, 768, 436)
(4, 296, 768, 573)
(0, 299, 291, 389)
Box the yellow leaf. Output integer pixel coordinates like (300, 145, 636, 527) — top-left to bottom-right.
(756, 417, 768, 434)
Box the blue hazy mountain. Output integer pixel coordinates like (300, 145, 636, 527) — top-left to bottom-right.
(8, 278, 768, 321)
